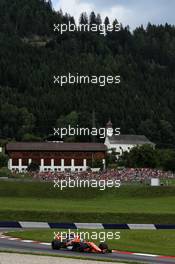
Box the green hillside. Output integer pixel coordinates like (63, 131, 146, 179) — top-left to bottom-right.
(0, 0, 175, 146)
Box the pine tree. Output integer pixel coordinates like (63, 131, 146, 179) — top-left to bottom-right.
(96, 13, 102, 25)
(48, 0, 52, 9)
(89, 11, 96, 25)
(79, 12, 88, 24)
(104, 16, 110, 28)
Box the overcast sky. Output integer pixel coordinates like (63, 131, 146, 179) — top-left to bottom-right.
(52, 0, 175, 30)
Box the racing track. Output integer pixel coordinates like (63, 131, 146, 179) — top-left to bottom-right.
(0, 230, 175, 264)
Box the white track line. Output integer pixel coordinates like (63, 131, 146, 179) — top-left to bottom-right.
(40, 242, 51, 246)
(8, 238, 20, 241)
(21, 240, 35, 243)
(133, 253, 158, 257)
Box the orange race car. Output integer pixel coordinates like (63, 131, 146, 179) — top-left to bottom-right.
(51, 233, 111, 253)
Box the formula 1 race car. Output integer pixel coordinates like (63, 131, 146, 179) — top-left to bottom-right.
(51, 233, 111, 253)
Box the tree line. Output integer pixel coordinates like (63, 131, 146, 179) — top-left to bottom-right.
(0, 0, 175, 149)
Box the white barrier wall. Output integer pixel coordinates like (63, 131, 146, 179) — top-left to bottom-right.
(151, 178, 160, 186)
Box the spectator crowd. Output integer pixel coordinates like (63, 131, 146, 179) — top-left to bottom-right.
(31, 168, 174, 184)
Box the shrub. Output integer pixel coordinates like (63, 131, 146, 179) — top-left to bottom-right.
(0, 167, 12, 177)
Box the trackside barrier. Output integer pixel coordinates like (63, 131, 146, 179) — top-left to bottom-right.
(1, 222, 175, 229)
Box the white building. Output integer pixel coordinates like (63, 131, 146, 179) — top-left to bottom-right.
(104, 121, 155, 158)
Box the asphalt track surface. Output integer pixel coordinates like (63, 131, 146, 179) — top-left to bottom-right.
(0, 230, 175, 264)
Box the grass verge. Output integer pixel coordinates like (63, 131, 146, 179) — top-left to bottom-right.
(0, 182, 175, 223)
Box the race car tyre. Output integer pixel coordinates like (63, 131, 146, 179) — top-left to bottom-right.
(51, 240, 63, 250)
(72, 242, 89, 252)
(72, 242, 81, 251)
(98, 242, 109, 250)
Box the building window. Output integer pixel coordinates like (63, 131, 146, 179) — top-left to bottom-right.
(74, 159, 83, 166)
(64, 159, 71, 166)
(12, 159, 19, 166)
(22, 159, 28, 166)
(44, 159, 51, 166)
(54, 159, 61, 166)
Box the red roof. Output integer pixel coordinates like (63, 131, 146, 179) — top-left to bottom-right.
(6, 142, 107, 152)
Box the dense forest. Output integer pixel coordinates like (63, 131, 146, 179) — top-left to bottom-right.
(0, 0, 175, 147)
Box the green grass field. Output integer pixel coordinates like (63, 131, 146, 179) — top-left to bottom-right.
(0, 181, 175, 223)
(161, 178, 175, 186)
(7, 229, 175, 256)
